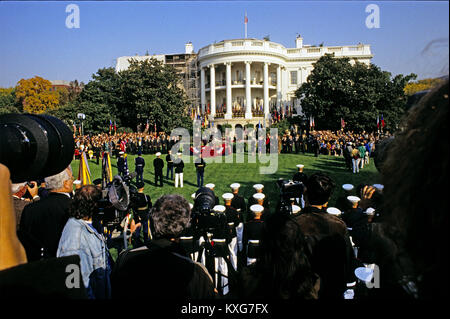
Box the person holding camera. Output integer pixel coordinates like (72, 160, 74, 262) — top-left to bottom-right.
(111, 194, 216, 299)
(11, 181, 40, 228)
(57, 184, 112, 299)
(18, 166, 74, 262)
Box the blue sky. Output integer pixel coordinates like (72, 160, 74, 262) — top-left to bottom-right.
(0, 1, 448, 87)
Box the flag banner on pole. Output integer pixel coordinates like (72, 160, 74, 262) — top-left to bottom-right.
(78, 151, 92, 185)
(381, 114, 385, 128)
(377, 116, 380, 129)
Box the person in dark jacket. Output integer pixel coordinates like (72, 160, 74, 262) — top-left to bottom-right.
(111, 195, 216, 299)
(294, 172, 357, 299)
(166, 150, 174, 180)
(174, 152, 184, 188)
(18, 166, 73, 262)
(153, 152, 164, 187)
(134, 151, 145, 185)
(195, 155, 206, 188)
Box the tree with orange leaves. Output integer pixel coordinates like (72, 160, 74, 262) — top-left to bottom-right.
(15, 76, 60, 114)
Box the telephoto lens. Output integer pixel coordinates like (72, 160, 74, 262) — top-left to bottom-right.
(0, 113, 75, 183)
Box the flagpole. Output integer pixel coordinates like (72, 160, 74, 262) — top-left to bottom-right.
(244, 11, 248, 39)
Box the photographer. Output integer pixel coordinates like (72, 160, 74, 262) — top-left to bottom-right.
(57, 185, 112, 299)
(11, 181, 40, 228)
(111, 194, 216, 299)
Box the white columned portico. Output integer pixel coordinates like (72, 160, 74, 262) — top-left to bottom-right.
(263, 62, 269, 116)
(209, 64, 216, 117)
(200, 67, 206, 114)
(225, 62, 232, 119)
(276, 65, 281, 108)
(245, 61, 252, 119)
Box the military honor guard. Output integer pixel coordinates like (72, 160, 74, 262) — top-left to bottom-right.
(134, 151, 145, 184)
(222, 193, 239, 271)
(243, 204, 265, 266)
(153, 152, 164, 187)
(229, 183, 246, 252)
(117, 151, 129, 177)
(247, 184, 270, 219)
(293, 164, 308, 208)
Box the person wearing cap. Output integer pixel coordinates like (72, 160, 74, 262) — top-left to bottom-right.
(293, 165, 308, 185)
(153, 152, 164, 187)
(230, 183, 246, 217)
(243, 204, 265, 265)
(134, 151, 145, 185)
(166, 150, 174, 180)
(294, 172, 357, 299)
(223, 193, 240, 270)
(174, 152, 184, 188)
(335, 184, 354, 213)
(194, 154, 206, 188)
(131, 181, 153, 247)
(247, 185, 270, 220)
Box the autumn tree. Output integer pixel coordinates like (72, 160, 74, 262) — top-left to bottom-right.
(403, 77, 445, 95)
(15, 76, 60, 114)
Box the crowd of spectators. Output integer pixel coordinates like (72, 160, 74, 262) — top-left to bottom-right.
(0, 80, 447, 302)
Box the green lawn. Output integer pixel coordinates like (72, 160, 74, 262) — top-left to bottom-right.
(72, 152, 381, 214)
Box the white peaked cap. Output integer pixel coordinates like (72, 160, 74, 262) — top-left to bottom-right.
(253, 193, 265, 200)
(327, 207, 342, 216)
(73, 180, 81, 185)
(292, 205, 301, 214)
(296, 164, 304, 168)
(230, 183, 241, 190)
(222, 193, 234, 200)
(213, 205, 226, 213)
(354, 267, 374, 283)
(119, 151, 124, 154)
(189, 203, 193, 209)
(205, 183, 215, 189)
(372, 184, 384, 190)
(347, 196, 361, 204)
(250, 204, 264, 213)
(365, 207, 376, 215)
(155, 152, 161, 156)
(191, 193, 196, 199)
(177, 152, 182, 156)
(342, 184, 354, 191)
(253, 184, 264, 190)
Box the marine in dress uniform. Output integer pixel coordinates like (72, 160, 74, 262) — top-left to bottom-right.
(153, 152, 164, 187)
(195, 156, 206, 188)
(247, 184, 270, 220)
(243, 204, 265, 266)
(131, 182, 152, 247)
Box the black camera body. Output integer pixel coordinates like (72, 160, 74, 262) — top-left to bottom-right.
(191, 187, 227, 236)
(96, 173, 138, 231)
(277, 179, 305, 215)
